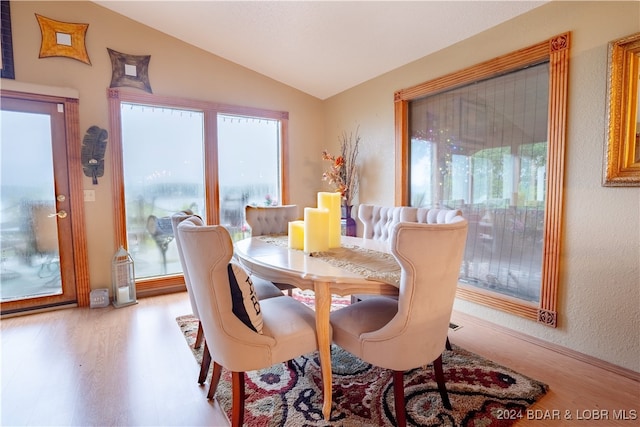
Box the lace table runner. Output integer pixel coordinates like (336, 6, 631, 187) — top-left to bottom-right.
(257, 235, 401, 287)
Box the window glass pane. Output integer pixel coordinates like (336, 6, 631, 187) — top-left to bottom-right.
(409, 62, 549, 302)
(1, 110, 61, 299)
(217, 114, 281, 241)
(121, 104, 205, 279)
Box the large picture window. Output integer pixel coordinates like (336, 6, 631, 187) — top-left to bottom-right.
(108, 89, 288, 295)
(395, 33, 570, 326)
(410, 63, 549, 303)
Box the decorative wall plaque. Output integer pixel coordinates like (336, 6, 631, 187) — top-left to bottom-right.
(107, 48, 152, 93)
(36, 14, 90, 65)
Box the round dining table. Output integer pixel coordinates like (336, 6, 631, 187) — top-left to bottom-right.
(234, 235, 400, 421)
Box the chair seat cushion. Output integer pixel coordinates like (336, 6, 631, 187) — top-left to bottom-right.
(259, 296, 321, 365)
(253, 276, 287, 300)
(228, 261, 264, 334)
(330, 297, 398, 356)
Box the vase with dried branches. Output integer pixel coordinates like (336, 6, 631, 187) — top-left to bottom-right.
(322, 128, 360, 206)
(322, 128, 360, 236)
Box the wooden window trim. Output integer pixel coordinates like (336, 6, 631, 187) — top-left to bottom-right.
(107, 88, 289, 296)
(394, 33, 570, 327)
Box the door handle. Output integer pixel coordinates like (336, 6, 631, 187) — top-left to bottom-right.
(48, 210, 68, 219)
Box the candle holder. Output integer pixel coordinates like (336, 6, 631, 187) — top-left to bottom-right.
(112, 246, 137, 308)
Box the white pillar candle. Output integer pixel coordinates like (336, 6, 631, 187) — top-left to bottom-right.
(117, 286, 130, 303)
(318, 192, 342, 248)
(288, 220, 305, 250)
(304, 207, 329, 253)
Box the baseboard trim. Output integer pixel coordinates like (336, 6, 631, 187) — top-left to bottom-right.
(453, 311, 640, 382)
(1, 301, 78, 318)
(137, 284, 187, 299)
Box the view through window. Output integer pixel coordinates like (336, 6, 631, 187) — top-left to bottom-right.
(121, 104, 205, 279)
(409, 63, 549, 302)
(217, 114, 281, 241)
(1, 109, 61, 300)
(120, 104, 282, 280)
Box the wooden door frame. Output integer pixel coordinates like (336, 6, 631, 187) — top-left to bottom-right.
(1, 89, 90, 315)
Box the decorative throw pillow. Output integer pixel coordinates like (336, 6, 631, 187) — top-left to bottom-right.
(228, 261, 263, 334)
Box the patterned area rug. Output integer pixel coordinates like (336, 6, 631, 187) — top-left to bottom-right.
(176, 314, 548, 426)
(289, 288, 352, 311)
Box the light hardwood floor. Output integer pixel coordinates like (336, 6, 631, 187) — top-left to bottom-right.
(1, 292, 638, 426)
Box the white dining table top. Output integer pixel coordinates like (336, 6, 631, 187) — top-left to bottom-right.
(234, 235, 398, 291)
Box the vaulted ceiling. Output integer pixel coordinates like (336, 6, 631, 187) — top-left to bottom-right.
(94, 1, 549, 100)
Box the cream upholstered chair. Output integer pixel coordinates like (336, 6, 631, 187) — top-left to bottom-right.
(330, 220, 468, 426)
(245, 204, 298, 236)
(177, 218, 321, 426)
(358, 204, 404, 241)
(358, 204, 464, 240)
(170, 212, 283, 395)
(355, 205, 463, 301)
(357, 204, 464, 350)
(245, 204, 299, 295)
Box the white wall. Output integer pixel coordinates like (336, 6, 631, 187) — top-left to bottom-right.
(324, 1, 640, 372)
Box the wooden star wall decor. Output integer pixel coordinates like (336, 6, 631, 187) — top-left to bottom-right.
(35, 14, 90, 65)
(107, 48, 152, 93)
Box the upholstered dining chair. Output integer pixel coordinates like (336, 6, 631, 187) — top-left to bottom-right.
(355, 204, 463, 351)
(170, 212, 283, 395)
(330, 220, 468, 427)
(245, 204, 298, 236)
(358, 204, 464, 241)
(177, 218, 322, 427)
(245, 204, 299, 295)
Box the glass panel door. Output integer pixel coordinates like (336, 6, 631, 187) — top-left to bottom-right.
(1, 101, 70, 303)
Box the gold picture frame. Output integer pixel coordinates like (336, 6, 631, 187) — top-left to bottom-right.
(35, 13, 91, 65)
(107, 48, 152, 93)
(603, 32, 640, 186)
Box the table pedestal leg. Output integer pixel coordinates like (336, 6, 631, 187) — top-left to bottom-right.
(314, 281, 332, 420)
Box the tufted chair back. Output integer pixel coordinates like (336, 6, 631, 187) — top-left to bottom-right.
(404, 207, 464, 225)
(358, 204, 464, 241)
(358, 205, 403, 241)
(245, 205, 298, 236)
(244, 204, 299, 296)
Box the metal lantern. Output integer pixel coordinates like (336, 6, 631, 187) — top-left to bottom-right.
(112, 246, 137, 308)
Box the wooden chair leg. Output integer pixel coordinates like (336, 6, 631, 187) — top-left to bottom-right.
(433, 354, 452, 410)
(446, 336, 452, 351)
(194, 321, 204, 349)
(199, 341, 211, 384)
(207, 361, 223, 400)
(230, 371, 245, 427)
(393, 370, 407, 427)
